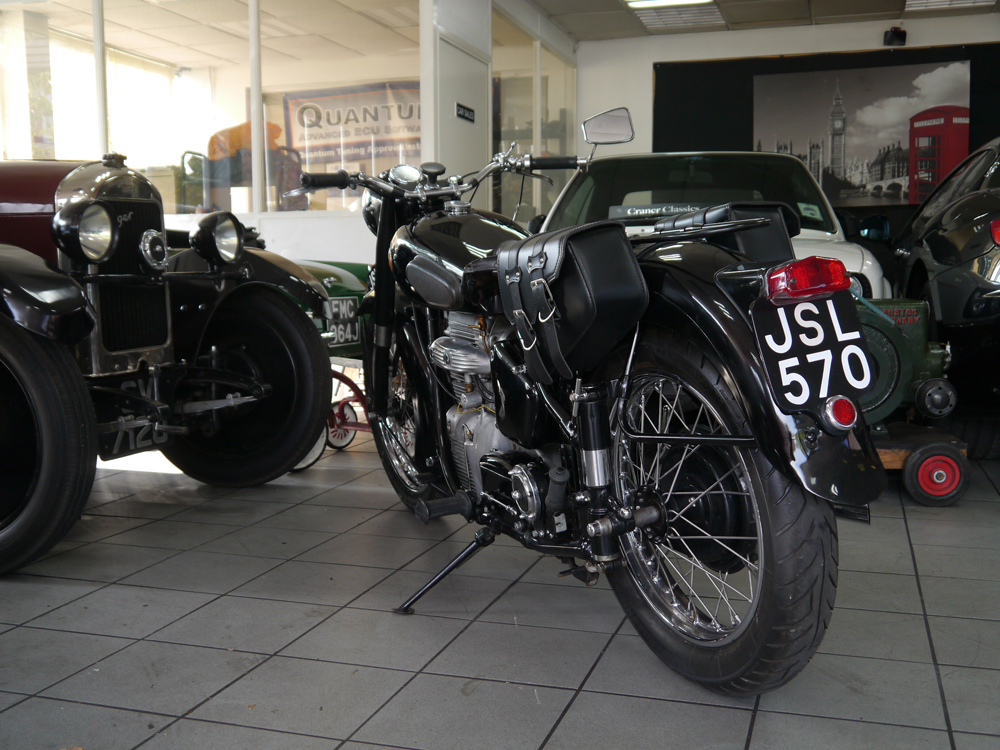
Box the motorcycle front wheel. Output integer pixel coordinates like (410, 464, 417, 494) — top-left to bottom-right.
(603, 328, 838, 696)
(364, 323, 434, 508)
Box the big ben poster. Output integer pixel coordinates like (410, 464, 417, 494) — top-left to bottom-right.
(753, 61, 970, 206)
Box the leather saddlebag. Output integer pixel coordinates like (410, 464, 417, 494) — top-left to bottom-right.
(496, 221, 648, 384)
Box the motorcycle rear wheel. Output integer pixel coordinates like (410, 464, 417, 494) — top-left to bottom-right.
(604, 329, 838, 695)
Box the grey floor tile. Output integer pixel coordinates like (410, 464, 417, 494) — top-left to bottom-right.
(226, 482, 331, 503)
(913, 544, 1000, 581)
(0, 697, 169, 750)
(404, 540, 542, 581)
(427, 621, 609, 689)
(103, 519, 237, 550)
(836, 569, 924, 614)
(120, 550, 282, 594)
(307, 484, 403, 510)
(906, 500, 1000, 527)
(0, 575, 105, 624)
(954, 732, 1000, 750)
(545, 691, 751, 750)
(20, 543, 178, 583)
(758, 653, 946, 729)
(85, 489, 132, 509)
(43, 640, 266, 715)
(0, 628, 129, 694)
(257, 504, 383, 533)
(921, 576, 1000, 621)
(749, 711, 951, 750)
(584, 633, 756, 709)
(87, 488, 218, 519)
(61, 514, 152, 543)
(169, 498, 293, 526)
(142, 719, 342, 749)
(341, 470, 395, 489)
(355, 673, 573, 750)
(192, 656, 411, 740)
(296, 532, 437, 569)
(479, 581, 625, 633)
(0, 690, 26, 712)
(930, 616, 1000, 669)
(195, 526, 336, 559)
(837, 515, 909, 545)
(152, 596, 335, 653)
(839, 539, 916, 575)
(28, 584, 215, 638)
(232, 561, 390, 606)
(977, 460, 1000, 493)
(281, 607, 467, 671)
(867, 491, 904, 519)
(318, 452, 384, 470)
(941, 666, 1000, 735)
(350, 509, 467, 540)
(819, 607, 933, 662)
(35, 540, 86, 562)
(909, 519, 1000, 551)
(517, 554, 612, 588)
(349, 570, 511, 620)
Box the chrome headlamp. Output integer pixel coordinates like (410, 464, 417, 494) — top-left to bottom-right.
(190, 211, 245, 267)
(51, 200, 117, 263)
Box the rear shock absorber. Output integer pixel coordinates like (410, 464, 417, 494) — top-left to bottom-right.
(574, 383, 618, 563)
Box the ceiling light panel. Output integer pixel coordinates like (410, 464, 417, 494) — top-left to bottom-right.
(630, 2, 726, 29)
(904, 0, 995, 8)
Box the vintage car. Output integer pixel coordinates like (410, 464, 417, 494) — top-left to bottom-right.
(863, 136, 1000, 457)
(0, 154, 332, 573)
(536, 152, 890, 298)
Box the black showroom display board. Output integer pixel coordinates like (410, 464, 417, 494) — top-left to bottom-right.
(652, 43, 1000, 156)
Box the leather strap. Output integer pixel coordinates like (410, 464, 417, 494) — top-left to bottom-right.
(530, 276, 572, 378)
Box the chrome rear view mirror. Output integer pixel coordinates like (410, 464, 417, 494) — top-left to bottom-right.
(582, 107, 635, 145)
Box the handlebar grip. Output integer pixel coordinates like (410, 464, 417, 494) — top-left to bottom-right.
(300, 170, 351, 190)
(528, 155, 579, 170)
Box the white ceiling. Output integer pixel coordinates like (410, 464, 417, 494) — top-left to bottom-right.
(529, 0, 1000, 40)
(4, 0, 419, 67)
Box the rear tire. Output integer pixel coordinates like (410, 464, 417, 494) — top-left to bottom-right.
(0, 316, 96, 573)
(602, 328, 838, 695)
(162, 290, 331, 487)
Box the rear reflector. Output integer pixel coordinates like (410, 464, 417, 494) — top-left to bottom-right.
(825, 396, 858, 431)
(991, 218, 1000, 247)
(767, 256, 851, 301)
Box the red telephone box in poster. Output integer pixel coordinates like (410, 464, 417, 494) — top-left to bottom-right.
(909, 105, 969, 204)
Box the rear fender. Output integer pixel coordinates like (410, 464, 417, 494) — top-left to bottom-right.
(0, 244, 94, 344)
(641, 254, 885, 505)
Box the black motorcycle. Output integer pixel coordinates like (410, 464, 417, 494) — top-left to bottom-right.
(293, 108, 886, 695)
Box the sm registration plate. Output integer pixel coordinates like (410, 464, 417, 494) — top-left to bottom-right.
(325, 296, 361, 346)
(751, 292, 873, 414)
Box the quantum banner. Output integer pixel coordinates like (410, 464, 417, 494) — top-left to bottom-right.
(282, 81, 421, 165)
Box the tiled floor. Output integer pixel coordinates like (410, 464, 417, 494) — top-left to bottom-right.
(2, 433, 1000, 750)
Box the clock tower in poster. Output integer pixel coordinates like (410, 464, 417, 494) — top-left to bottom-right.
(829, 81, 846, 179)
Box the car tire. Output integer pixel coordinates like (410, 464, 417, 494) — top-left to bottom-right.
(162, 289, 331, 486)
(0, 316, 97, 574)
(938, 410, 1000, 460)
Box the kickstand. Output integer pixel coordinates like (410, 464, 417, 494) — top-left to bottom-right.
(394, 528, 495, 615)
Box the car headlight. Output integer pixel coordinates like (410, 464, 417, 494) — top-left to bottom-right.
(849, 273, 871, 298)
(51, 200, 117, 263)
(190, 211, 245, 267)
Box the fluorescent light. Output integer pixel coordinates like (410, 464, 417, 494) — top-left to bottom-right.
(631, 4, 725, 29)
(904, 0, 994, 8)
(628, 0, 713, 7)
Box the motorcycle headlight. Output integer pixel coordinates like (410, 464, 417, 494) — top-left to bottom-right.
(51, 200, 117, 264)
(190, 211, 245, 267)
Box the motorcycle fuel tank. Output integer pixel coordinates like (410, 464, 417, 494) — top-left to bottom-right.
(391, 209, 528, 311)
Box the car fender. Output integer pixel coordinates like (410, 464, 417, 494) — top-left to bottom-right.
(0, 244, 94, 344)
(640, 245, 885, 505)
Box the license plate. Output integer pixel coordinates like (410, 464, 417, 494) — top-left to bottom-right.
(751, 291, 874, 414)
(324, 296, 360, 347)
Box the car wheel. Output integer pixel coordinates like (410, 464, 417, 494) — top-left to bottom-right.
(162, 289, 331, 486)
(0, 316, 96, 573)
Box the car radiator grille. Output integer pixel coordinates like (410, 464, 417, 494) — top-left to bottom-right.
(98, 199, 170, 353)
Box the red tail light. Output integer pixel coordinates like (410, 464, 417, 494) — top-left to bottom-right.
(767, 256, 851, 301)
(825, 396, 858, 430)
(991, 218, 1000, 247)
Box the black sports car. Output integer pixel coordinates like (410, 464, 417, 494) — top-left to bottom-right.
(866, 136, 1000, 456)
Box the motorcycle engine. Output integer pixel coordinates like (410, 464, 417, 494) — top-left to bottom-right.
(428, 312, 514, 495)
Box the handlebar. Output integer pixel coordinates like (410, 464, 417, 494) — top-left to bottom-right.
(300, 170, 352, 190)
(524, 155, 580, 170)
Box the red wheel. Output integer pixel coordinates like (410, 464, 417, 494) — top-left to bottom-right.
(327, 401, 358, 450)
(903, 443, 968, 507)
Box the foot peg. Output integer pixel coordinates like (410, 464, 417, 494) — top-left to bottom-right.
(415, 490, 472, 524)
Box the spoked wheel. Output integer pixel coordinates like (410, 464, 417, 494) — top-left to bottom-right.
(327, 401, 358, 450)
(603, 330, 838, 695)
(0, 316, 97, 573)
(161, 290, 331, 487)
(365, 325, 433, 508)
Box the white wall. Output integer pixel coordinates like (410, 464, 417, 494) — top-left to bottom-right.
(577, 14, 1000, 157)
